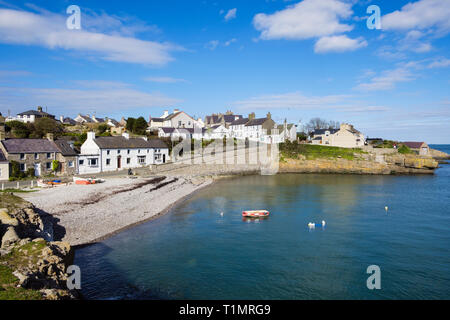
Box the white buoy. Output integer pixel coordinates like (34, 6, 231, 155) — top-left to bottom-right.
(220, 212, 224, 217)
(322, 220, 326, 227)
(385, 206, 389, 212)
(308, 222, 315, 229)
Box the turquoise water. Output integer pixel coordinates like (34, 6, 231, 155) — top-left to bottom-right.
(75, 147, 450, 300)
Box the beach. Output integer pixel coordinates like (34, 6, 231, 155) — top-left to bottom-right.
(21, 176, 213, 246)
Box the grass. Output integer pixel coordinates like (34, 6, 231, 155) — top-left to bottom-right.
(280, 142, 366, 161)
(0, 193, 28, 211)
(0, 241, 47, 300)
(0, 189, 38, 194)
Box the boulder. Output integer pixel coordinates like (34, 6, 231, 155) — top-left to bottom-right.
(1, 226, 20, 248)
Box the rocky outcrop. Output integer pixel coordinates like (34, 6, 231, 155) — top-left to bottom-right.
(279, 153, 439, 175)
(0, 195, 77, 300)
(429, 148, 450, 160)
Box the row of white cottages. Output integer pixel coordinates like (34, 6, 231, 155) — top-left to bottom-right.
(78, 132, 169, 175)
(157, 112, 297, 144)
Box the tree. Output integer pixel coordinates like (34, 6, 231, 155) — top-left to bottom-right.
(6, 121, 30, 138)
(33, 118, 63, 138)
(97, 124, 109, 135)
(305, 118, 340, 134)
(133, 117, 148, 135)
(126, 118, 135, 132)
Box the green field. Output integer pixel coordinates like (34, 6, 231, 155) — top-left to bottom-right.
(280, 142, 366, 161)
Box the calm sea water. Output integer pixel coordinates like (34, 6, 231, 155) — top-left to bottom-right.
(75, 145, 450, 300)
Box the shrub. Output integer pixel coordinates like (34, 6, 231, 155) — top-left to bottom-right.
(398, 145, 412, 154)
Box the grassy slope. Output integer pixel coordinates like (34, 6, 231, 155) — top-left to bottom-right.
(280, 142, 366, 161)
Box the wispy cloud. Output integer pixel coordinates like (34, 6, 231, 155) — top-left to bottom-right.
(205, 40, 220, 50)
(224, 8, 237, 21)
(0, 8, 183, 65)
(144, 77, 188, 84)
(354, 65, 416, 92)
(314, 35, 367, 53)
(0, 81, 181, 115)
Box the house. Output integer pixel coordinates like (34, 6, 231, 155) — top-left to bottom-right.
(205, 111, 243, 128)
(10, 107, 55, 123)
(0, 135, 61, 176)
(311, 124, 365, 148)
(311, 129, 339, 145)
(204, 125, 229, 140)
(78, 132, 169, 174)
(148, 116, 166, 131)
(229, 118, 249, 139)
(59, 116, 77, 126)
(91, 115, 105, 123)
(53, 139, 78, 176)
(162, 109, 199, 129)
(402, 142, 430, 156)
(243, 113, 276, 142)
(75, 114, 94, 124)
(276, 121, 297, 143)
(158, 127, 176, 139)
(0, 149, 9, 181)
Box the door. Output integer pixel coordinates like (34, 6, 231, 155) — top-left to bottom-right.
(117, 156, 121, 169)
(163, 154, 166, 164)
(34, 163, 41, 177)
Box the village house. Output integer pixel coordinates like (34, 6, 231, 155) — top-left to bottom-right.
(91, 115, 105, 123)
(229, 117, 249, 139)
(205, 111, 243, 128)
(7, 107, 55, 123)
(243, 113, 276, 142)
(59, 116, 77, 126)
(402, 142, 430, 156)
(53, 139, 78, 176)
(0, 149, 9, 181)
(311, 123, 365, 148)
(161, 109, 200, 129)
(0, 135, 61, 177)
(74, 114, 94, 124)
(204, 125, 230, 140)
(78, 132, 169, 174)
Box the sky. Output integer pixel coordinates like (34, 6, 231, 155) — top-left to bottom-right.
(0, 0, 449, 143)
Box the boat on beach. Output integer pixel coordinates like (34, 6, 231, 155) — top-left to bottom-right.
(242, 210, 270, 218)
(73, 177, 105, 185)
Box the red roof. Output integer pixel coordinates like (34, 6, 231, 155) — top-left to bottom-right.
(402, 142, 425, 149)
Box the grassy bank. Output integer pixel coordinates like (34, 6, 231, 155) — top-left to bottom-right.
(280, 142, 366, 161)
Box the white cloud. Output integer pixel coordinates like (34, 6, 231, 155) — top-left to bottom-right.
(224, 8, 237, 21)
(382, 0, 450, 34)
(0, 8, 181, 65)
(428, 58, 450, 68)
(144, 77, 187, 83)
(224, 38, 237, 46)
(253, 0, 353, 40)
(314, 35, 367, 53)
(206, 40, 220, 50)
(233, 92, 350, 109)
(355, 66, 416, 92)
(0, 81, 181, 114)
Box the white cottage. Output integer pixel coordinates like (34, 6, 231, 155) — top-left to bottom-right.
(78, 132, 169, 174)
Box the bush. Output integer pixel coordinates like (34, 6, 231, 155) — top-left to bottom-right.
(398, 145, 412, 154)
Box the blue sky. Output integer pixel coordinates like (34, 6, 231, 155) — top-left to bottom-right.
(0, 0, 449, 143)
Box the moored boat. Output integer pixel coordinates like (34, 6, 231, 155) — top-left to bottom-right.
(242, 210, 270, 218)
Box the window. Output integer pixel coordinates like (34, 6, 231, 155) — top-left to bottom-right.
(127, 150, 130, 154)
(79, 160, 84, 165)
(178, 121, 182, 126)
(127, 158, 131, 164)
(138, 156, 146, 165)
(107, 150, 110, 155)
(20, 153, 25, 160)
(147, 149, 150, 153)
(138, 149, 141, 154)
(34, 153, 39, 160)
(106, 159, 111, 166)
(68, 161, 74, 168)
(88, 158, 98, 167)
(46, 162, 52, 170)
(118, 150, 121, 154)
(47, 153, 52, 159)
(20, 163, 26, 171)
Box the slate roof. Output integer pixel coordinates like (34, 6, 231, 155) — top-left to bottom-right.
(94, 136, 168, 149)
(62, 117, 77, 125)
(0, 150, 7, 162)
(150, 118, 164, 122)
(230, 118, 249, 126)
(246, 118, 268, 126)
(108, 119, 121, 126)
(402, 142, 426, 149)
(54, 140, 78, 156)
(223, 115, 242, 123)
(313, 129, 339, 135)
(160, 127, 176, 134)
(18, 110, 55, 117)
(164, 112, 182, 121)
(1, 139, 60, 154)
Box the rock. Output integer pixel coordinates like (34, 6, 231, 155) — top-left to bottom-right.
(0, 209, 19, 227)
(13, 270, 29, 287)
(1, 226, 20, 248)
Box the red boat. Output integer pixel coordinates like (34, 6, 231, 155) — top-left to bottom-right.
(242, 210, 270, 218)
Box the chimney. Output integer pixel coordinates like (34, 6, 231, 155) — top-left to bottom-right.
(46, 133, 54, 141)
(60, 116, 64, 123)
(122, 132, 130, 140)
(37, 106, 43, 112)
(162, 110, 169, 118)
(174, 109, 180, 114)
(248, 112, 256, 120)
(266, 112, 272, 120)
(87, 132, 96, 140)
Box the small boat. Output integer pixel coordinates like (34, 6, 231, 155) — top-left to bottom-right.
(242, 210, 270, 218)
(73, 177, 105, 185)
